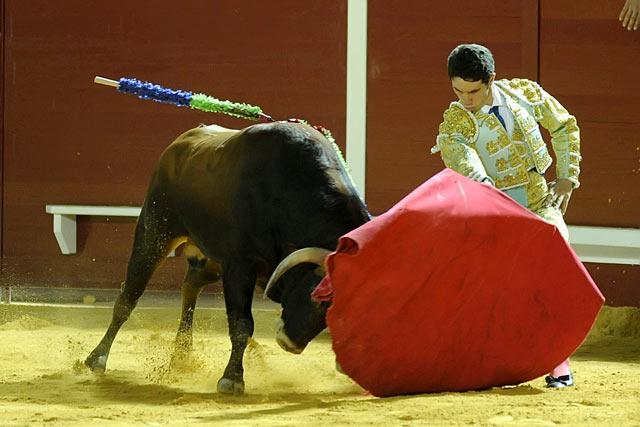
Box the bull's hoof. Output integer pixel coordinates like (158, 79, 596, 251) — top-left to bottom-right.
(217, 377, 245, 395)
(84, 353, 108, 373)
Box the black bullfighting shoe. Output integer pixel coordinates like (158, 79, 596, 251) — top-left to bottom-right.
(545, 372, 574, 388)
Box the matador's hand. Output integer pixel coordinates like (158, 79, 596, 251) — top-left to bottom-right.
(545, 178, 573, 214)
(620, 0, 640, 30)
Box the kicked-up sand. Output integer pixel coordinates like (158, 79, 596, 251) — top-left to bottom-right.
(0, 298, 639, 426)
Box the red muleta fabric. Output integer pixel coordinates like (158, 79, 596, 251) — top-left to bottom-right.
(321, 169, 604, 397)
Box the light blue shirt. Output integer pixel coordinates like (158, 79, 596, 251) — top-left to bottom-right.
(480, 85, 514, 137)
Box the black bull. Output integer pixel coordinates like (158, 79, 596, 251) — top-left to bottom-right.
(84, 122, 370, 394)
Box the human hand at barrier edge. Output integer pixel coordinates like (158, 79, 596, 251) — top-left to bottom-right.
(620, 0, 640, 31)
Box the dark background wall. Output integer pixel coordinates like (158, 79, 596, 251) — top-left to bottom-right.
(1, 0, 638, 305)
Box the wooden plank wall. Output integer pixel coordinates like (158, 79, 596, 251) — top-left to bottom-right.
(538, 0, 640, 305)
(366, 0, 540, 214)
(0, 0, 347, 290)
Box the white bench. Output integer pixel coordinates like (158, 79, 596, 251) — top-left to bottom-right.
(45, 205, 141, 255)
(45, 205, 639, 265)
(567, 225, 640, 265)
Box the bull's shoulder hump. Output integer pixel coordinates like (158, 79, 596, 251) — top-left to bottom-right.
(241, 121, 327, 148)
(245, 121, 317, 136)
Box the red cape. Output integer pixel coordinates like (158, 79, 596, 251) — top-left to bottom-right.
(316, 169, 604, 396)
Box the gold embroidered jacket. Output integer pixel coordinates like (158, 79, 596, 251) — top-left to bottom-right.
(432, 78, 581, 190)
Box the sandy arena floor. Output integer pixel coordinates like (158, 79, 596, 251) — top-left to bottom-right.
(0, 298, 639, 426)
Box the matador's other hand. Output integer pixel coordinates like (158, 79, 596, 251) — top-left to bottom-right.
(467, 170, 493, 186)
(545, 179, 573, 214)
(620, 0, 640, 30)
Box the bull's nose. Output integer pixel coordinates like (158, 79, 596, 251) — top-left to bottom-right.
(276, 336, 304, 354)
(275, 324, 304, 354)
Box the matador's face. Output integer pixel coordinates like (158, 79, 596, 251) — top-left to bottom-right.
(451, 75, 495, 112)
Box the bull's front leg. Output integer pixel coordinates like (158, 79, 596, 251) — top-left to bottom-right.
(218, 260, 256, 395)
(218, 313, 253, 395)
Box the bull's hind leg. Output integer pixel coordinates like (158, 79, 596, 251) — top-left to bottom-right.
(174, 276, 205, 352)
(85, 204, 184, 373)
(174, 245, 222, 351)
(217, 259, 257, 395)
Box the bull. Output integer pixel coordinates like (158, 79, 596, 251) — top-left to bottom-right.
(84, 122, 370, 395)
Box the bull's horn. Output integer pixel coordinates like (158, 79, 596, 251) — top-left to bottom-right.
(263, 247, 331, 299)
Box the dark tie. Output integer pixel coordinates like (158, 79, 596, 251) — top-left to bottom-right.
(489, 105, 506, 130)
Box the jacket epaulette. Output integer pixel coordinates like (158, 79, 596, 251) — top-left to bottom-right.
(438, 102, 478, 142)
(497, 78, 544, 106)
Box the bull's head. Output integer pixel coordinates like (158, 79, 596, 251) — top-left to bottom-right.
(263, 248, 331, 354)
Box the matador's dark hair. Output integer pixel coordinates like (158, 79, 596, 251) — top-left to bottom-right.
(447, 44, 495, 84)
